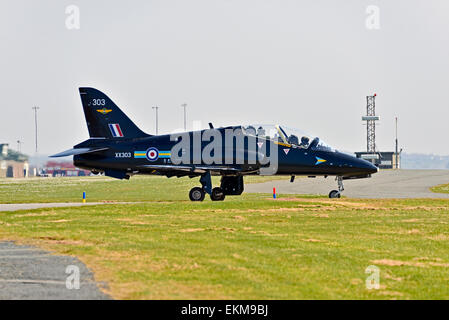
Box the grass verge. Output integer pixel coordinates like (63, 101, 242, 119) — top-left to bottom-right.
(431, 183, 449, 194)
(1, 192, 448, 299)
(0, 175, 285, 204)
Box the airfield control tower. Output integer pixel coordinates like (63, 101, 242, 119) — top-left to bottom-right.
(363, 94, 379, 154)
(355, 93, 400, 169)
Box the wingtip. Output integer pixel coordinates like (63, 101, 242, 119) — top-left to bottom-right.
(49, 151, 69, 158)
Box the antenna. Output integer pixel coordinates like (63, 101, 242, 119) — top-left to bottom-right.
(395, 117, 399, 169)
(362, 94, 379, 156)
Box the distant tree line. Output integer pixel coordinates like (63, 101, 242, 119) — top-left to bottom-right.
(0, 149, 29, 162)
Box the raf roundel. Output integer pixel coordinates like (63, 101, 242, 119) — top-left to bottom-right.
(145, 147, 159, 162)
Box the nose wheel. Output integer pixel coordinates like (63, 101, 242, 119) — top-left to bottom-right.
(329, 176, 344, 198)
(329, 190, 341, 198)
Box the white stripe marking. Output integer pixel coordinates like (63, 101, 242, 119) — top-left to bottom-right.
(0, 254, 51, 259)
(0, 249, 41, 252)
(0, 279, 93, 285)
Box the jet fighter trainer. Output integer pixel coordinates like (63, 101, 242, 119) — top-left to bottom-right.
(52, 88, 378, 201)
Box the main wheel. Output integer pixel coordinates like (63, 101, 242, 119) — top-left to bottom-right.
(189, 187, 205, 201)
(210, 187, 226, 201)
(329, 190, 341, 198)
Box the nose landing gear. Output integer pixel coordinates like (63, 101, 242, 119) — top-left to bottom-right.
(329, 176, 344, 198)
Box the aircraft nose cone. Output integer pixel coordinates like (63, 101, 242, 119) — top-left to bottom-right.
(367, 162, 378, 174)
(360, 159, 378, 174)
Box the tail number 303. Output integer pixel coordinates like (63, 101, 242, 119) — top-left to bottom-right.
(91, 99, 106, 106)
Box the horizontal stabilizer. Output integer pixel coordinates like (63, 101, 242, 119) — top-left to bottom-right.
(50, 147, 109, 158)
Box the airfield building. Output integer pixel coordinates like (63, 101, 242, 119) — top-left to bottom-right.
(0, 144, 30, 178)
(355, 151, 400, 169)
(355, 94, 400, 169)
(44, 161, 90, 177)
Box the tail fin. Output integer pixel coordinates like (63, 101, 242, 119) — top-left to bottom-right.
(79, 87, 150, 139)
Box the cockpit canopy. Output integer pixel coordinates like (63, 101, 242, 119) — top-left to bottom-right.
(240, 124, 335, 152)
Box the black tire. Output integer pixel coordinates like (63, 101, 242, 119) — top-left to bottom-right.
(329, 190, 340, 199)
(189, 187, 205, 201)
(210, 187, 226, 201)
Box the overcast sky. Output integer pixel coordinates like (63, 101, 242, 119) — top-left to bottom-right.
(1, 0, 448, 156)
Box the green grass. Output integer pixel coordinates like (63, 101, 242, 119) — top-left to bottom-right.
(0, 177, 449, 299)
(0, 175, 285, 203)
(431, 183, 449, 194)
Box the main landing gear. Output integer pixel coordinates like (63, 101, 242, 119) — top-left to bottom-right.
(189, 187, 225, 201)
(188, 172, 244, 202)
(189, 187, 206, 201)
(188, 171, 226, 202)
(329, 176, 344, 199)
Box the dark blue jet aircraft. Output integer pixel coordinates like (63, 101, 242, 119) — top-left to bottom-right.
(52, 88, 378, 201)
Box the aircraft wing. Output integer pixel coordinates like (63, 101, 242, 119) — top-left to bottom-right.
(137, 164, 241, 174)
(50, 147, 109, 158)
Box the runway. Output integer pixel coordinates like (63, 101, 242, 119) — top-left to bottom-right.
(246, 169, 449, 198)
(0, 202, 104, 212)
(0, 241, 110, 299)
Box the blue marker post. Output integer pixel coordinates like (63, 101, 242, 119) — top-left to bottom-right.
(83, 192, 86, 204)
(273, 187, 276, 199)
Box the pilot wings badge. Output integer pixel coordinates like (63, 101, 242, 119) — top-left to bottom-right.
(97, 108, 112, 115)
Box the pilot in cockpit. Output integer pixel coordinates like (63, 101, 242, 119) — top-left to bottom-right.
(299, 136, 310, 148)
(245, 126, 256, 136)
(288, 134, 299, 146)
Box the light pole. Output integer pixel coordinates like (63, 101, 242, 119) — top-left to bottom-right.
(152, 106, 159, 134)
(395, 117, 398, 169)
(17, 140, 22, 153)
(181, 103, 187, 131)
(32, 106, 40, 153)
